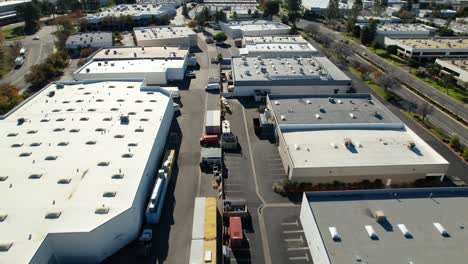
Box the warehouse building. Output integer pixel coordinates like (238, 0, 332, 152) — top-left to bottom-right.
(240, 35, 319, 57)
(300, 188, 468, 264)
(369, 23, 437, 44)
(229, 56, 352, 96)
(266, 94, 449, 183)
(84, 3, 176, 28)
(0, 79, 174, 263)
(133, 25, 197, 48)
(435, 59, 468, 88)
(356, 15, 401, 24)
(302, 0, 351, 15)
(384, 37, 468, 60)
(219, 20, 291, 38)
(0, 0, 30, 24)
(73, 46, 190, 85)
(65, 32, 113, 50)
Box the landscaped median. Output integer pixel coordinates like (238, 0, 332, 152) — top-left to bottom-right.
(1, 26, 26, 41)
(0, 45, 15, 78)
(272, 178, 453, 195)
(409, 70, 468, 104)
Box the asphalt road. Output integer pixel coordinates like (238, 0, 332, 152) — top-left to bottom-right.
(297, 19, 468, 146)
(0, 25, 56, 91)
(298, 20, 468, 122)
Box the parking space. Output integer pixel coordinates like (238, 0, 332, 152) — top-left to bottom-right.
(264, 206, 311, 264)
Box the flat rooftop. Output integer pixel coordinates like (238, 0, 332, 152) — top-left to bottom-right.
(85, 3, 175, 20)
(376, 23, 436, 32)
(241, 42, 318, 56)
(243, 35, 309, 44)
(392, 38, 468, 49)
(133, 25, 196, 40)
(222, 20, 291, 31)
(0, 80, 171, 263)
(268, 94, 400, 125)
(0, 0, 30, 7)
(232, 56, 350, 82)
(268, 94, 448, 168)
(305, 188, 468, 264)
(65, 32, 112, 46)
(78, 59, 185, 74)
(437, 59, 468, 72)
(92, 46, 188, 59)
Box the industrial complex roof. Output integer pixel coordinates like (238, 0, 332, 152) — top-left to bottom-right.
(436, 59, 468, 82)
(65, 32, 113, 48)
(92, 46, 188, 59)
(232, 56, 349, 82)
(133, 25, 196, 41)
(243, 35, 310, 45)
(304, 188, 468, 264)
(376, 23, 436, 32)
(268, 94, 401, 125)
(392, 38, 468, 49)
(0, 80, 171, 263)
(267, 94, 448, 168)
(240, 35, 318, 56)
(77, 59, 185, 74)
(221, 20, 291, 31)
(85, 3, 175, 21)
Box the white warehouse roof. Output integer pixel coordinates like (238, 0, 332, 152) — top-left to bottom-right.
(0, 80, 173, 263)
(134, 25, 196, 41)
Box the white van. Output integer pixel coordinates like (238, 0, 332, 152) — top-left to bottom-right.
(19, 48, 26, 56)
(205, 83, 220, 91)
(163, 87, 180, 99)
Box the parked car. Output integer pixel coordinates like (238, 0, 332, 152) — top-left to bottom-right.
(200, 134, 219, 146)
(33, 36, 40, 40)
(205, 83, 220, 91)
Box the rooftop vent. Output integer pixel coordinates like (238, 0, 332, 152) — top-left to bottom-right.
(135, 128, 144, 132)
(19, 152, 32, 157)
(45, 156, 58, 161)
(17, 118, 25, 125)
(122, 153, 133, 158)
(66, 108, 75, 112)
(315, 114, 321, 119)
(80, 117, 89, 121)
(88, 108, 96, 112)
(407, 141, 416, 149)
(56, 118, 66, 122)
(7, 133, 18, 137)
(274, 101, 279, 105)
(45, 211, 62, 219)
(103, 117, 113, 121)
(95, 128, 105, 132)
(375, 210, 386, 222)
(11, 143, 23, 148)
(53, 128, 65, 132)
(40, 119, 50, 122)
(110, 108, 119, 111)
(29, 173, 43, 179)
(57, 142, 69, 146)
(433, 223, 449, 237)
(365, 225, 378, 239)
(0, 176, 8, 181)
(86, 141, 97, 145)
(349, 113, 356, 119)
(329, 227, 341, 241)
(128, 143, 138, 147)
(69, 129, 80, 133)
(344, 138, 354, 148)
(397, 224, 412, 238)
(144, 109, 153, 112)
(0, 243, 12, 252)
(57, 178, 71, 184)
(95, 207, 110, 214)
(97, 162, 110, 166)
(140, 118, 149, 122)
(114, 134, 125, 138)
(96, 99, 104, 102)
(30, 142, 42, 147)
(0, 214, 7, 222)
(280, 115, 286, 121)
(103, 191, 117, 197)
(112, 174, 124, 179)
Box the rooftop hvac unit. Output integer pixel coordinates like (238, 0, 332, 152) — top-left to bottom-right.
(344, 138, 353, 148)
(294, 144, 300, 150)
(349, 113, 356, 119)
(407, 141, 416, 149)
(306, 100, 311, 104)
(328, 97, 335, 103)
(433, 223, 449, 237)
(315, 114, 321, 119)
(375, 210, 386, 221)
(86, 68, 90, 73)
(274, 101, 279, 105)
(365, 225, 378, 239)
(329, 227, 341, 241)
(280, 115, 286, 121)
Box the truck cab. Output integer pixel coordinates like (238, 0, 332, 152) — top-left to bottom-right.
(229, 217, 243, 248)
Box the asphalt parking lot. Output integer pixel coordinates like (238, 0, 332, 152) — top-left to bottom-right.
(264, 206, 311, 264)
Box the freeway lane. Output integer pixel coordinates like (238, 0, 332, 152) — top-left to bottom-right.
(0, 25, 56, 91)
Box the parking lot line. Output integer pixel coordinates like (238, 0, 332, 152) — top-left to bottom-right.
(289, 254, 309, 262)
(287, 247, 309, 251)
(284, 236, 303, 243)
(281, 220, 298, 227)
(283, 230, 304, 234)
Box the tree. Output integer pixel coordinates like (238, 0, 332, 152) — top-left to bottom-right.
(345, 15, 356, 33)
(332, 42, 352, 62)
(248, 8, 252, 17)
(376, 73, 399, 91)
(55, 15, 75, 33)
(0, 85, 23, 115)
(187, 20, 198, 28)
(352, 25, 361, 38)
(386, 45, 398, 55)
(449, 136, 461, 151)
(182, 3, 188, 17)
(355, 63, 373, 80)
(80, 48, 93, 58)
(16, 2, 41, 33)
(417, 102, 433, 123)
(214, 10, 226, 22)
(195, 6, 211, 26)
(213, 32, 227, 43)
(373, 0, 386, 15)
(353, 0, 363, 11)
(288, 11, 301, 24)
(371, 40, 381, 50)
(232, 11, 238, 20)
(216, 53, 223, 63)
(304, 23, 320, 36)
(252, 9, 260, 18)
(360, 25, 372, 45)
(368, 19, 378, 41)
(285, 0, 301, 13)
(437, 26, 454, 36)
(262, 0, 280, 18)
(326, 0, 340, 20)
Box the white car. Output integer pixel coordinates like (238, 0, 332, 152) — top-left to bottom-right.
(33, 36, 40, 40)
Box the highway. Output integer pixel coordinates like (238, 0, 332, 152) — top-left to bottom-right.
(298, 19, 468, 146)
(0, 25, 56, 91)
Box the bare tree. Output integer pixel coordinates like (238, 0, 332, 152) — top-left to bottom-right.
(417, 101, 433, 123)
(304, 23, 320, 36)
(355, 63, 373, 80)
(376, 73, 399, 91)
(332, 42, 353, 63)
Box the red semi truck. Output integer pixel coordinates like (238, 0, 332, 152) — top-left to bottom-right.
(229, 217, 243, 248)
